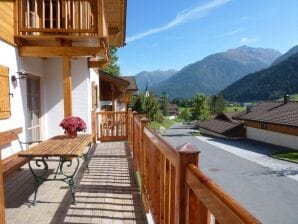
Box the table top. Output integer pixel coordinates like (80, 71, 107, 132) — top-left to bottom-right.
(18, 134, 93, 158)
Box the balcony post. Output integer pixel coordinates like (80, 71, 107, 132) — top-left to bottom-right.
(132, 111, 138, 158)
(63, 55, 72, 117)
(176, 143, 200, 224)
(0, 161, 5, 224)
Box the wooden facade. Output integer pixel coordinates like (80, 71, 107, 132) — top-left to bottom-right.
(0, 0, 127, 118)
(244, 120, 298, 137)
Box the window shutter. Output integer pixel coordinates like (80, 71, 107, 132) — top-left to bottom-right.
(0, 65, 10, 119)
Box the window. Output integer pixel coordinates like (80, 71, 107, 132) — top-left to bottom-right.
(0, 65, 10, 119)
(27, 76, 41, 142)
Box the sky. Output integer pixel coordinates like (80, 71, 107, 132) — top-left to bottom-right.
(118, 0, 298, 75)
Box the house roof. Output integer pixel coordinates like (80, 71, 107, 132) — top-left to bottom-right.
(120, 76, 138, 91)
(216, 112, 241, 124)
(234, 102, 298, 127)
(99, 70, 129, 90)
(198, 119, 243, 135)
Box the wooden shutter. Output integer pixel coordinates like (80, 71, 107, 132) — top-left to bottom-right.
(91, 82, 98, 111)
(0, 65, 11, 119)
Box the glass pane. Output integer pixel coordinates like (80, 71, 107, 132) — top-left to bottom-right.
(29, 127, 40, 142)
(28, 96, 40, 110)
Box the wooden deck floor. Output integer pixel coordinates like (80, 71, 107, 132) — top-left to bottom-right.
(4, 142, 147, 224)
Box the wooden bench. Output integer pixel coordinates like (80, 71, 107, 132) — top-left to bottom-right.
(0, 128, 40, 178)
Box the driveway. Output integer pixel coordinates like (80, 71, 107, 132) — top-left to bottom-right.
(162, 123, 298, 224)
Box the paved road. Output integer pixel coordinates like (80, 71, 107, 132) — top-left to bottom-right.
(163, 123, 298, 224)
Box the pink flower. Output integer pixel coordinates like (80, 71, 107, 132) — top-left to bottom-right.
(60, 116, 87, 133)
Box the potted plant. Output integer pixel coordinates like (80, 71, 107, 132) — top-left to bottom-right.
(59, 116, 87, 138)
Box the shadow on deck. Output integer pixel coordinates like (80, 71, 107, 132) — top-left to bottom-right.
(5, 142, 147, 224)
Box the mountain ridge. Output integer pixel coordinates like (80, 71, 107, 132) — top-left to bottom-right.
(151, 46, 281, 99)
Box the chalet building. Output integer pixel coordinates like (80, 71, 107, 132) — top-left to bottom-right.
(198, 112, 245, 138)
(99, 71, 138, 111)
(233, 99, 298, 150)
(0, 0, 127, 158)
(168, 103, 179, 117)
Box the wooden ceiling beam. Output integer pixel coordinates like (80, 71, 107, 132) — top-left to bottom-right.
(88, 60, 109, 68)
(19, 46, 105, 57)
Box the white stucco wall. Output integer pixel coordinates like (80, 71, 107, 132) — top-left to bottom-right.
(247, 127, 298, 150)
(0, 40, 44, 158)
(1, 39, 94, 158)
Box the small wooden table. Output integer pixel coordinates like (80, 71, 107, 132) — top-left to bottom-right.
(18, 134, 93, 205)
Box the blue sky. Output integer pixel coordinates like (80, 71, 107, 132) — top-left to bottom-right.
(118, 0, 298, 75)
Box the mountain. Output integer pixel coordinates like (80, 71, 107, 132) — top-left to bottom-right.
(134, 69, 177, 91)
(221, 52, 298, 102)
(272, 45, 298, 65)
(152, 46, 281, 99)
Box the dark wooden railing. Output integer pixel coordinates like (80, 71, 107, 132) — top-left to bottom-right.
(16, 0, 105, 36)
(127, 109, 261, 224)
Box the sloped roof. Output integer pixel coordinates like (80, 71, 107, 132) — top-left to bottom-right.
(198, 119, 243, 135)
(99, 70, 129, 90)
(120, 76, 138, 91)
(234, 102, 298, 127)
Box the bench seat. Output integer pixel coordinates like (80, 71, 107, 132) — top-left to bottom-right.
(2, 153, 29, 178)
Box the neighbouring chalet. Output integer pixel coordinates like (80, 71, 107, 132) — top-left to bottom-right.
(0, 0, 127, 158)
(198, 112, 245, 138)
(99, 71, 138, 111)
(233, 98, 298, 150)
(168, 104, 179, 117)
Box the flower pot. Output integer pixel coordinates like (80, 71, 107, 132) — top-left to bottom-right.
(65, 130, 77, 138)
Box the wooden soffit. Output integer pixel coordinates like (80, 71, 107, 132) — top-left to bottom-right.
(104, 0, 127, 47)
(99, 70, 129, 90)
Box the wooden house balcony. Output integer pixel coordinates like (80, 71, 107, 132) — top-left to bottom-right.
(1, 110, 261, 223)
(14, 0, 114, 59)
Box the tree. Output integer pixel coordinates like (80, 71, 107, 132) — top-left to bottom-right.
(179, 108, 192, 122)
(161, 92, 169, 116)
(101, 47, 120, 76)
(209, 94, 225, 115)
(130, 93, 163, 122)
(191, 93, 210, 121)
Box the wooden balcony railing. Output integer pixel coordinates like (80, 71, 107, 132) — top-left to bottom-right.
(16, 0, 104, 36)
(127, 109, 261, 224)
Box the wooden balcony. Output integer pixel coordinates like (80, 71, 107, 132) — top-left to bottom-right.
(14, 0, 109, 58)
(1, 111, 261, 223)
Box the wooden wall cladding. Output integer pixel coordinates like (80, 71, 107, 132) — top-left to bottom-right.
(0, 1, 15, 45)
(245, 120, 298, 137)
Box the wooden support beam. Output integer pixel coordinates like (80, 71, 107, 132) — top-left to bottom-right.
(19, 46, 105, 57)
(88, 60, 109, 68)
(63, 56, 72, 117)
(0, 161, 5, 224)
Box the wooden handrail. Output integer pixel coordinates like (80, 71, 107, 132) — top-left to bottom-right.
(127, 110, 261, 224)
(185, 164, 261, 224)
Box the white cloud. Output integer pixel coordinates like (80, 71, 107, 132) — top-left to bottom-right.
(126, 0, 232, 43)
(217, 28, 242, 37)
(240, 37, 257, 44)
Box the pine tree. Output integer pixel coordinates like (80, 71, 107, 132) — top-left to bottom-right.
(101, 47, 120, 76)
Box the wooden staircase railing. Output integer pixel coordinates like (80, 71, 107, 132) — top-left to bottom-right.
(127, 109, 261, 224)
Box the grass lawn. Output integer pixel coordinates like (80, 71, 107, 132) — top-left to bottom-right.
(271, 151, 298, 163)
(224, 106, 246, 112)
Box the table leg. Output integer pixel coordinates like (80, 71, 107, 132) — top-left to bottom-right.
(28, 156, 80, 205)
(28, 156, 49, 206)
(80, 142, 93, 173)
